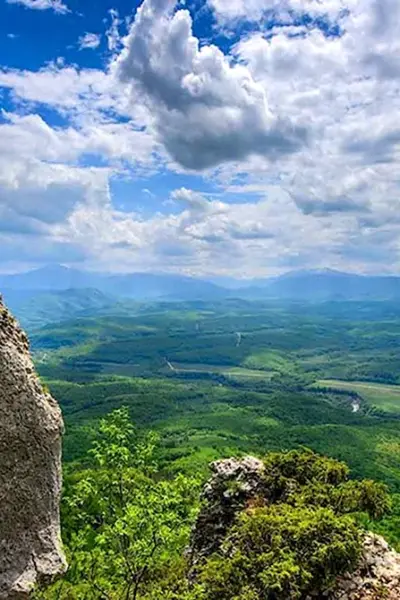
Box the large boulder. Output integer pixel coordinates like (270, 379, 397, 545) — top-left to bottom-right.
(189, 456, 266, 566)
(0, 298, 66, 599)
(189, 456, 400, 599)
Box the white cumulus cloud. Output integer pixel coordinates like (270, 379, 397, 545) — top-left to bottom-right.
(208, 0, 354, 24)
(2, 0, 400, 275)
(78, 33, 101, 50)
(116, 0, 308, 170)
(6, 0, 69, 14)
(106, 9, 122, 52)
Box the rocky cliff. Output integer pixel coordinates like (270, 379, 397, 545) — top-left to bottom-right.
(333, 533, 400, 599)
(190, 457, 400, 600)
(0, 298, 66, 599)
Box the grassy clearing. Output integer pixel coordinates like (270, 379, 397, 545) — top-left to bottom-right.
(171, 362, 272, 379)
(317, 379, 400, 414)
(243, 351, 296, 373)
(225, 367, 274, 379)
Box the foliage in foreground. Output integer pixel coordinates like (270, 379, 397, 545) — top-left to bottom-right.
(35, 410, 391, 600)
(199, 506, 361, 600)
(35, 408, 200, 600)
(195, 449, 390, 600)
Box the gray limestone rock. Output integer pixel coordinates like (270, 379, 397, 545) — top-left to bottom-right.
(189, 456, 266, 567)
(331, 533, 400, 599)
(0, 298, 66, 599)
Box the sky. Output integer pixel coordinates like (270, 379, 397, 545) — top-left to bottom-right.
(1, 0, 400, 277)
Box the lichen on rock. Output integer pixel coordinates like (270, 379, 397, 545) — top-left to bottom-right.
(0, 298, 66, 599)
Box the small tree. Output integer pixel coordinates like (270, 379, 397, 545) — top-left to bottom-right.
(36, 408, 200, 599)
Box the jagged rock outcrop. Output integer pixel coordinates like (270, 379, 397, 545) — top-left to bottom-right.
(189, 456, 266, 566)
(0, 298, 66, 599)
(190, 456, 400, 600)
(332, 534, 400, 599)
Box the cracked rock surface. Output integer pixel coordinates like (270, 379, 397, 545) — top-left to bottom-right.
(0, 298, 66, 599)
(330, 533, 400, 600)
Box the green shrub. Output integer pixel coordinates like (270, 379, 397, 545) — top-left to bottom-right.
(34, 421, 390, 600)
(192, 449, 390, 600)
(198, 505, 362, 600)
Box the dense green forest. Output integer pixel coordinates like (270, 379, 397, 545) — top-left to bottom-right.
(32, 300, 400, 484)
(25, 299, 400, 597)
(34, 409, 393, 599)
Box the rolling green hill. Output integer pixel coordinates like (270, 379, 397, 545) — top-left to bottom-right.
(3, 288, 118, 330)
(21, 297, 400, 596)
(26, 300, 400, 497)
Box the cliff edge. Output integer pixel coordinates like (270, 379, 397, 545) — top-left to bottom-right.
(0, 298, 66, 599)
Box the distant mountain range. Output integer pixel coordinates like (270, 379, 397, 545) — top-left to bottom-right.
(2, 266, 400, 329)
(2, 288, 117, 330)
(0, 265, 226, 300)
(242, 269, 400, 301)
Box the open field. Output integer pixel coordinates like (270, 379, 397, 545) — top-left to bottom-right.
(317, 379, 400, 414)
(171, 362, 272, 379)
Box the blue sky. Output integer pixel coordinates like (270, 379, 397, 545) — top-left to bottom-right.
(1, 0, 400, 277)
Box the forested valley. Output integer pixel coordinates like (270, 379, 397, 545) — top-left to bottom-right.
(24, 299, 400, 598)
